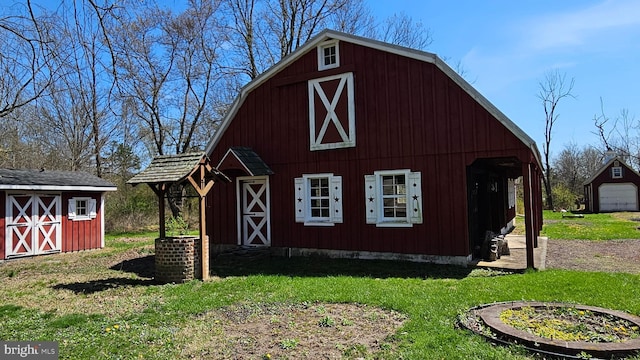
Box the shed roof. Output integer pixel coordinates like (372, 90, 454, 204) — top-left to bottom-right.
(0, 168, 117, 191)
(583, 155, 640, 185)
(204, 29, 542, 168)
(218, 147, 274, 176)
(127, 152, 229, 185)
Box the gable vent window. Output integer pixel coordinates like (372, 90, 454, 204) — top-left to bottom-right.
(295, 173, 343, 226)
(317, 40, 339, 71)
(612, 166, 623, 179)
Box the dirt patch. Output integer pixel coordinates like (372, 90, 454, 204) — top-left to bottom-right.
(545, 239, 640, 274)
(179, 302, 406, 359)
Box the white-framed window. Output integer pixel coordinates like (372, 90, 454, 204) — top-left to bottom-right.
(508, 178, 516, 209)
(308, 72, 355, 151)
(294, 173, 343, 226)
(612, 166, 623, 179)
(364, 170, 422, 227)
(68, 197, 97, 221)
(317, 40, 339, 70)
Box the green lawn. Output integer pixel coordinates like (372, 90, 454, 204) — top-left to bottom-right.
(541, 210, 640, 240)
(1, 224, 639, 359)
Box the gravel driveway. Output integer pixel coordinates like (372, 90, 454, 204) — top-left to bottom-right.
(544, 239, 640, 274)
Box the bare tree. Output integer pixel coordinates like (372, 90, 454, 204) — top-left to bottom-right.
(0, 1, 56, 118)
(538, 70, 575, 210)
(553, 143, 603, 199)
(379, 12, 433, 50)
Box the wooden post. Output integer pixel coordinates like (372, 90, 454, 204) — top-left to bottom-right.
(522, 162, 535, 269)
(187, 161, 216, 280)
(149, 183, 167, 239)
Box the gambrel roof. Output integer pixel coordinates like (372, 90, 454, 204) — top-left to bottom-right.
(204, 29, 542, 167)
(0, 168, 117, 191)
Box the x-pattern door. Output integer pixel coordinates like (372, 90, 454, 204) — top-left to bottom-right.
(241, 178, 270, 246)
(6, 194, 61, 258)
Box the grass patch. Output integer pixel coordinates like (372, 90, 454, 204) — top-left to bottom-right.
(542, 210, 640, 240)
(1, 233, 640, 359)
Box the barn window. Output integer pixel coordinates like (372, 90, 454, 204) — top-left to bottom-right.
(612, 166, 623, 179)
(294, 174, 343, 226)
(364, 170, 423, 227)
(68, 197, 97, 221)
(317, 40, 339, 70)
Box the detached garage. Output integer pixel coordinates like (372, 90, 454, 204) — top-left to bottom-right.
(584, 155, 640, 213)
(0, 168, 117, 260)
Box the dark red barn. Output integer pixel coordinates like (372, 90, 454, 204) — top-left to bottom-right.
(205, 30, 543, 266)
(584, 155, 640, 212)
(0, 169, 117, 260)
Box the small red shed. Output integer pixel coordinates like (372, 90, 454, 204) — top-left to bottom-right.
(204, 30, 544, 267)
(0, 168, 117, 260)
(584, 155, 640, 212)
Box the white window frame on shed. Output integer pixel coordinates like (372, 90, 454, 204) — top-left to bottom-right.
(611, 166, 623, 179)
(294, 173, 343, 226)
(308, 72, 356, 151)
(317, 40, 339, 71)
(364, 169, 422, 227)
(68, 197, 97, 221)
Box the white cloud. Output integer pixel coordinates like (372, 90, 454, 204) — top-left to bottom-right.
(523, 0, 640, 51)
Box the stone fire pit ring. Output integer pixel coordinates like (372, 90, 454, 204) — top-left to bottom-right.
(460, 301, 640, 359)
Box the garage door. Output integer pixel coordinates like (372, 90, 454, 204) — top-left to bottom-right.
(599, 183, 638, 212)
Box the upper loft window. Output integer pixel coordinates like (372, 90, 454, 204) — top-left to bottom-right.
(612, 166, 623, 179)
(317, 40, 339, 70)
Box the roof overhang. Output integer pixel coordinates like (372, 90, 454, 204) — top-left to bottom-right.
(217, 147, 274, 177)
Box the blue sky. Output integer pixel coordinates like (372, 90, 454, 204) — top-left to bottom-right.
(370, 0, 640, 157)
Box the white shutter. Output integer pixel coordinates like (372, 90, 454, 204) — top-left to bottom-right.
(88, 198, 97, 219)
(408, 171, 423, 224)
(294, 177, 306, 223)
(330, 175, 343, 223)
(364, 174, 377, 224)
(68, 198, 76, 220)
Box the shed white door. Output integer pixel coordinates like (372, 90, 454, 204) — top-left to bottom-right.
(6, 194, 61, 258)
(239, 177, 270, 246)
(599, 183, 638, 211)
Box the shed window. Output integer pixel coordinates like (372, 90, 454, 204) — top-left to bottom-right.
(68, 197, 97, 221)
(317, 40, 339, 70)
(612, 166, 623, 179)
(295, 174, 343, 226)
(364, 170, 422, 227)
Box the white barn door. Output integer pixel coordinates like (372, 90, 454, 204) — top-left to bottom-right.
(238, 177, 271, 246)
(6, 194, 61, 258)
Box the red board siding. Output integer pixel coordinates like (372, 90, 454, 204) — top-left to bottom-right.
(61, 192, 104, 252)
(207, 41, 536, 257)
